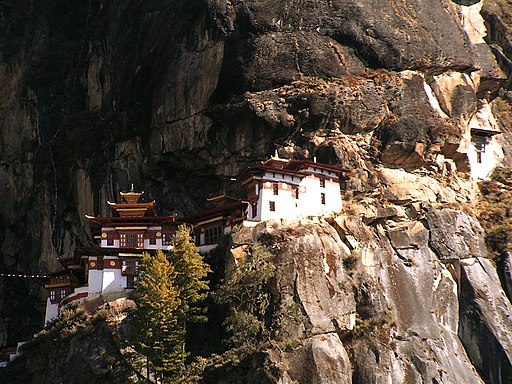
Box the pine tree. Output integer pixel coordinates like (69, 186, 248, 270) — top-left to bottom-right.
(129, 226, 211, 382)
(130, 250, 183, 382)
(169, 225, 211, 323)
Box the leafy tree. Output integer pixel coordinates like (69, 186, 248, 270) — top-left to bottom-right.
(214, 242, 275, 347)
(130, 226, 210, 383)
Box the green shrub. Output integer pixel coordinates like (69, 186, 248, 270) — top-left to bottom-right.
(223, 310, 266, 348)
(485, 225, 511, 255)
(343, 250, 360, 272)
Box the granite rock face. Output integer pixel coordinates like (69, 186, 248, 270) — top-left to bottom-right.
(1, 0, 512, 383)
(215, 204, 497, 383)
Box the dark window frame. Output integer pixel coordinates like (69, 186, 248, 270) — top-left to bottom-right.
(205, 225, 223, 245)
(106, 232, 114, 246)
(162, 233, 173, 246)
(120, 232, 144, 248)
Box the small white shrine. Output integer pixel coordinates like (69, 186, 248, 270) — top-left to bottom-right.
(467, 99, 503, 180)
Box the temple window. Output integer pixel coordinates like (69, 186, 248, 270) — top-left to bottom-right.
(149, 232, 157, 245)
(60, 289, 67, 299)
(292, 187, 299, 199)
(320, 179, 325, 188)
(123, 260, 138, 289)
(162, 233, 173, 246)
(120, 232, 144, 248)
(273, 183, 279, 195)
(248, 184, 256, 197)
(50, 291, 57, 302)
(122, 260, 137, 276)
(107, 233, 114, 246)
(321, 193, 326, 205)
(473, 136, 487, 163)
(252, 202, 258, 218)
(126, 275, 135, 289)
(205, 225, 223, 245)
(269, 201, 276, 212)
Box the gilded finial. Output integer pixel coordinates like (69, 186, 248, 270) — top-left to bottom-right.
(130, 183, 135, 192)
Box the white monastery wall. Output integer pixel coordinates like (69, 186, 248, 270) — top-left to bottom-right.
(44, 299, 59, 324)
(256, 171, 343, 221)
(88, 268, 104, 295)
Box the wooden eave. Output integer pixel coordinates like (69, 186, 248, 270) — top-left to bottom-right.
(471, 127, 501, 137)
(207, 194, 240, 206)
(86, 216, 180, 236)
(45, 281, 71, 289)
(183, 201, 248, 224)
(87, 215, 177, 225)
(108, 201, 156, 217)
(237, 166, 265, 183)
(285, 159, 350, 174)
(261, 158, 290, 168)
(120, 191, 144, 204)
(107, 201, 155, 208)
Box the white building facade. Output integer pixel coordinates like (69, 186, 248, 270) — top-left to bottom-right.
(467, 99, 503, 180)
(240, 157, 346, 222)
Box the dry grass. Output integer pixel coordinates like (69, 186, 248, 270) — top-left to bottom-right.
(477, 166, 512, 259)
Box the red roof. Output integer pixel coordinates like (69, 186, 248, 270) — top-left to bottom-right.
(183, 201, 248, 224)
(238, 159, 348, 182)
(87, 215, 179, 226)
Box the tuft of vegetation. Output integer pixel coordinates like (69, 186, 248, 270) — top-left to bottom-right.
(212, 242, 276, 348)
(2, 305, 135, 384)
(477, 166, 512, 260)
(341, 310, 395, 341)
(343, 250, 360, 273)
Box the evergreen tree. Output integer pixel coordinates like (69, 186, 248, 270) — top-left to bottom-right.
(169, 225, 211, 323)
(129, 226, 210, 383)
(130, 250, 183, 382)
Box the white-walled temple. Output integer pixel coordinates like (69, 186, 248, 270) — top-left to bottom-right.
(238, 155, 346, 222)
(467, 98, 503, 180)
(185, 155, 348, 253)
(44, 157, 348, 322)
(44, 187, 180, 323)
(184, 195, 248, 253)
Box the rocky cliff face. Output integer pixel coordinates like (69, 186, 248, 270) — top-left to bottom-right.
(1, 0, 512, 383)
